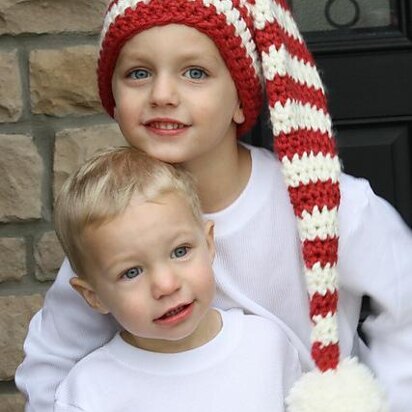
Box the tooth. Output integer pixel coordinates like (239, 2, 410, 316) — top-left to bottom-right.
(150, 122, 184, 130)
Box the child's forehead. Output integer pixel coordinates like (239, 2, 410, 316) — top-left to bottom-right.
(132, 192, 203, 228)
(119, 24, 220, 59)
(82, 192, 195, 236)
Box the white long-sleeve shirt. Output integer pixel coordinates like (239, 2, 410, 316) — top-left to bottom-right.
(16, 145, 412, 412)
(53, 308, 302, 412)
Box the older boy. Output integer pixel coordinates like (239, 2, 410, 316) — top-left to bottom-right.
(52, 146, 302, 412)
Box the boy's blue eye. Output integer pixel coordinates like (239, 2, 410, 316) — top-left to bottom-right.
(184, 68, 207, 80)
(171, 246, 189, 259)
(122, 267, 143, 279)
(128, 69, 150, 80)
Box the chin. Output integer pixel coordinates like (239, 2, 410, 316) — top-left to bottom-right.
(147, 151, 192, 165)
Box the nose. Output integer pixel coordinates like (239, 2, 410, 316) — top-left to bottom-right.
(150, 265, 181, 300)
(149, 73, 179, 107)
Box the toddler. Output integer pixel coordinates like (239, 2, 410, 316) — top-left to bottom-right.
(52, 146, 302, 412)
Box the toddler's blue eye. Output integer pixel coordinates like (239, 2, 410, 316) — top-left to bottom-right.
(122, 267, 143, 279)
(184, 68, 206, 80)
(171, 246, 189, 259)
(128, 69, 150, 80)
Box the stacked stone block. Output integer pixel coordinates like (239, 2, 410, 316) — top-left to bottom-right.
(0, 1, 127, 409)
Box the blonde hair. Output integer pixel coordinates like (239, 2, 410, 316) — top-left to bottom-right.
(54, 146, 202, 277)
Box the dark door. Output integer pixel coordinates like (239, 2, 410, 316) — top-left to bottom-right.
(250, 0, 412, 227)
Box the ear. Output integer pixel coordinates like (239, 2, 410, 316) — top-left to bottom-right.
(204, 220, 216, 263)
(70, 276, 110, 315)
(233, 102, 245, 125)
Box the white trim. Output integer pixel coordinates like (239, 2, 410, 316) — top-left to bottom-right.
(281, 152, 341, 188)
(262, 44, 324, 91)
(249, 0, 303, 42)
(312, 313, 339, 345)
(305, 263, 338, 297)
(270, 100, 333, 137)
(297, 206, 339, 242)
(100, 0, 147, 47)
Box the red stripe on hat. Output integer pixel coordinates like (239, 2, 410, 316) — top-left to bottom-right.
(275, 129, 336, 161)
(266, 75, 328, 115)
(302, 237, 338, 269)
(312, 342, 339, 371)
(310, 290, 338, 319)
(288, 181, 340, 218)
(254, 20, 315, 66)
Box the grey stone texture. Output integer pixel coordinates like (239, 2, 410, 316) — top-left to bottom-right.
(30, 46, 103, 116)
(0, 295, 43, 380)
(0, 134, 43, 222)
(0, 50, 23, 123)
(0, 238, 26, 283)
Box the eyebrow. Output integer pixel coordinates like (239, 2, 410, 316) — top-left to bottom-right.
(175, 50, 220, 63)
(118, 50, 220, 66)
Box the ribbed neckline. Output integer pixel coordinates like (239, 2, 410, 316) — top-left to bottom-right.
(103, 308, 243, 375)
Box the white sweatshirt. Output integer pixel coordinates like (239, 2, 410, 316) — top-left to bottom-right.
(16, 145, 412, 412)
(54, 308, 302, 412)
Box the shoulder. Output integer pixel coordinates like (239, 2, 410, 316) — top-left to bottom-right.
(246, 145, 378, 208)
(245, 313, 295, 343)
(55, 339, 116, 405)
(57, 346, 108, 387)
(338, 174, 371, 235)
(236, 312, 303, 378)
(339, 173, 408, 240)
(340, 173, 374, 212)
(228, 308, 301, 356)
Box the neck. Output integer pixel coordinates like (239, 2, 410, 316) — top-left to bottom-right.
(182, 142, 252, 214)
(122, 308, 222, 353)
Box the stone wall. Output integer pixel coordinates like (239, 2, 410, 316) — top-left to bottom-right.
(0, 1, 127, 409)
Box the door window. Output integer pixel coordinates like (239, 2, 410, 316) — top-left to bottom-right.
(289, 0, 398, 33)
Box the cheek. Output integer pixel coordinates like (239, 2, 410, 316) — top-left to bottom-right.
(97, 286, 143, 313)
(110, 296, 147, 329)
(116, 99, 135, 121)
(215, 94, 241, 125)
(195, 265, 215, 297)
(115, 87, 143, 113)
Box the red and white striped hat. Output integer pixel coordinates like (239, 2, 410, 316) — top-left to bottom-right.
(98, 1, 387, 410)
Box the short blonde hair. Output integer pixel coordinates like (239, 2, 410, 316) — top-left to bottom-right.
(54, 146, 202, 277)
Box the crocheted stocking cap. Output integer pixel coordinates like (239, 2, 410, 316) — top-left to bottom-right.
(98, 1, 387, 410)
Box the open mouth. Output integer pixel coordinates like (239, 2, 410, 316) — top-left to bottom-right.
(148, 122, 186, 130)
(157, 303, 191, 321)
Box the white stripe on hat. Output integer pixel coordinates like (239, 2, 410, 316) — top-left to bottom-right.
(270, 101, 333, 137)
(311, 313, 339, 345)
(281, 152, 341, 187)
(262, 44, 324, 91)
(297, 206, 339, 241)
(100, 0, 147, 47)
(202, 0, 260, 73)
(305, 263, 338, 297)
(248, 0, 303, 42)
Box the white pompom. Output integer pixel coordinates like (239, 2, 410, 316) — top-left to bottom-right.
(286, 357, 388, 412)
